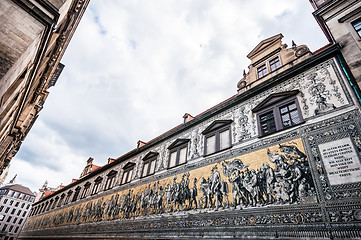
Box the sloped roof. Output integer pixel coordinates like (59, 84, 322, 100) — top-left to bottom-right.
(0, 184, 34, 196)
(247, 34, 283, 59)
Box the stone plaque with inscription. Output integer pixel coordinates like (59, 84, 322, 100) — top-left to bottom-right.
(319, 137, 361, 185)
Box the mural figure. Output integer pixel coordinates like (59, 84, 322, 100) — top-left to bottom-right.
(27, 142, 316, 229)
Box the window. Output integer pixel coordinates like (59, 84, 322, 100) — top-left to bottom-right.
(279, 102, 302, 128)
(167, 139, 189, 168)
(259, 111, 276, 135)
(13, 217, 17, 224)
(202, 120, 232, 156)
(64, 191, 73, 205)
(141, 152, 158, 177)
(105, 170, 117, 190)
(92, 177, 103, 194)
(81, 182, 91, 198)
(5, 207, 10, 213)
(22, 211, 26, 217)
(13, 192, 18, 198)
(18, 219, 23, 225)
(26, 204, 30, 209)
(6, 216, 12, 222)
(9, 225, 13, 232)
(269, 56, 281, 71)
(15, 202, 19, 207)
(353, 18, 361, 37)
(11, 209, 15, 214)
(1, 224, 7, 231)
(3, 199, 8, 204)
(52, 197, 59, 209)
(46, 200, 53, 211)
(10, 200, 13, 206)
(257, 64, 267, 78)
(121, 162, 135, 184)
(19, 193, 24, 200)
(14, 226, 19, 233)
(21, 203, 25, 208)
(58, 194, 65, 207)
(72, 187, 81, 202)
(252, 90, 304, 137)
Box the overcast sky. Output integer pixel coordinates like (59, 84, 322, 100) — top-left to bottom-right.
(8, 0, 328, 192)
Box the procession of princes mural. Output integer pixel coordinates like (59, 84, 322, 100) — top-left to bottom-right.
(25, 142, 316, 229)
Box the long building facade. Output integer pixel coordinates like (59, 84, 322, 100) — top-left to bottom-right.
(19, 31, 361, 238)
(0, 0, 89, 180)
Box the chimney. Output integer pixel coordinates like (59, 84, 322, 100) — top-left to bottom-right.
(137, 140, 147, 148)
(183, 113, 194, 123)
(108, 158, 116, 164)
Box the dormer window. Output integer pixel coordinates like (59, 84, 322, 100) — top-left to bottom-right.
(253, 90, 304, 137)
(269, 56, 281, 71)
(257, 64, 267, 78)
(121, 162, 135, 184)
(202, 120, 232, 156)
(168, 139, 189, 169)
(141, 152, 158, 177)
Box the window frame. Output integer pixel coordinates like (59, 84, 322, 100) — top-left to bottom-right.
(121, 162, 135, 185)
(141, 152, 158, 178)
(269, 56, 281, 72)
(81, 182, 91, 199)
(202, 120, 233, 156)
(57, 193, 65, 207)
(91, 177, 103, 195)
(72, 187, 81, 202)
(104, 170, 118, 190)
(254, 92, 304, 137)
(167, 139, 189, 169)
(352, 18, 361, 38)
(257, 64, 267, 78)
(64, 191, 73, 205)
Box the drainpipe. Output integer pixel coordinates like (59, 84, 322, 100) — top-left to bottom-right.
(336, 55, 361, 106)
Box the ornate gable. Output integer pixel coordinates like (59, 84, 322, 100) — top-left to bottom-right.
(167, 139, 190, 150)
(252, 90, 299, 112)
(122, 162, 136, 169)
(143, 152, 159, 160)
(94, 176, 103, 182)
(107, 170, 117, 176)
(202, 120, 233, 135)
(247, 34, 283, 59)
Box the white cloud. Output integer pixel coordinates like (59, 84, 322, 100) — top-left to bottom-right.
(8, 0, 328, 191)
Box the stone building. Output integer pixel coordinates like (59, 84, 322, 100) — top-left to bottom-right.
(0, 0, 90, 180)
(0, 184, 35, 239)
(18, 30, 361, 238)
(309, 0, 361, 91)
